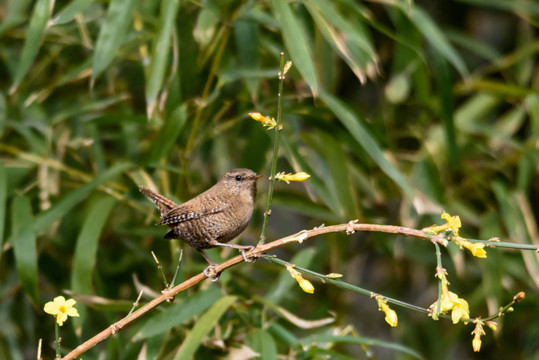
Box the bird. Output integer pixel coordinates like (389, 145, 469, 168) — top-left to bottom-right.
(139, 168, 262, 277)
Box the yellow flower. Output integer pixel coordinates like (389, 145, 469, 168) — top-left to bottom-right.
(450, 296, 470, 324)
(249, 112, 278, 130)
(286, 265, 314, 294)
(44, 296, 79, 326)
(274, 172, 311, 184)
(425, 211, 461, 237)
(375, 296, 398, 327)
(453, 237, 487, 258)
(461, 240, 487, 258)
(441, 211, 461, 235)
(472, 331, 482, 352)
(430, 268, 469, 323)
(471, 323, 485, 352)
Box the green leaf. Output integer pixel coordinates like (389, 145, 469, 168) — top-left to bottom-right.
(0, 0, 32, 35)
(305, 0, 377, 83)
(145, 0, 180, 118)
(52, 0, 94, 25)
(143, 105, 188, 165)
(0, 163, 6, 264)
(432, 50, 458, 169)
(135, 286, 222, 340)
(92, 0, 137, 83)
(11, 195, 39, 304)
(271, 0, 319, 94)
(173, 295, 237, 359)
(399, 4, 469, 78)
(525, 93, 539, 136)
(9, 0, 54, 93)
(280, 137, 336, 213)
(318, 132, 357, 219)
(248, 328, 278, 360)
(71, 196, 116, 295)
(300, 335, 423, 359)
(33, 162, 131, 234)
(455, 93, 499, 133)
(234, 19, 261, 99)
(319, 90, 414, 197)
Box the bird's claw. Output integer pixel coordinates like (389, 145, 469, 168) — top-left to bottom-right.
(203, 264, 220, 281)
(240, 246, 257, 263)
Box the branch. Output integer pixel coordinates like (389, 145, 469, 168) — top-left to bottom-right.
(59, 222, 496, 359)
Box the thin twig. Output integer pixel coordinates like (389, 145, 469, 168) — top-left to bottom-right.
(127, 290, 144, 317)
(170, 249, 183, 287)
(259, 52, 286, 244)
(151, 251, 169, 289)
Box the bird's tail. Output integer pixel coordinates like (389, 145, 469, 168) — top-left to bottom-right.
(139, 186, 177, 217)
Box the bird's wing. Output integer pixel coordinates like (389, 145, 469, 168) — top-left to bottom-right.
(139, 186, 178, 217)
(158, 201, 226, 226)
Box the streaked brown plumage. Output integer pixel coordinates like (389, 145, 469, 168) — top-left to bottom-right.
(139, 168, 262, 269)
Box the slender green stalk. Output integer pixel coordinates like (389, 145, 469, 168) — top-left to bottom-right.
(259, 53, 286, 244)
(467, 238, 538, 250)
(55, 321, 60, 359)
(434, 242, 443, 317)
(262, 255, 428, 314)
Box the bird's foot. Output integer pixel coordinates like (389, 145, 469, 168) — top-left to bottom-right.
(203, 264, 221, 281)
(239, 245, 257, 263)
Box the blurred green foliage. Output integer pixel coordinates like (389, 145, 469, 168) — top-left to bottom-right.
(0, 0, 538, 359)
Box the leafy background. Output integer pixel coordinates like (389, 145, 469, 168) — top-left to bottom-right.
(0, 0, 538, 359)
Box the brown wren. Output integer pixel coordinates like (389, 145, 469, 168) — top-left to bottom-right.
(140, 168, 262, 277)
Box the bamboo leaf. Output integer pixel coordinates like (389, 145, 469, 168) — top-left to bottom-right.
(249, 329, 278, 360)
(143, 105, 187, 165)
(92, 0, 137, 83)
(52, 0, 94, 25)
(305, 0, 378, 83)
(71, 196, 116, 295)
(33, 163, 131, 234)
(0, 163, 6, 264)
(173, 295, 237, 359)
(11, 195, 39, 304)
(399, 4, 469, 78)
(9, 0, 54, 93)
(135, 287, 222, 340)
(271, 0, 319, 94)
(300, 335, 423, 359)
(318, 132, 357, 219)
(319, 90, 414, 197)
(0, 0, 32, 35)
(145, 0, 180, 118)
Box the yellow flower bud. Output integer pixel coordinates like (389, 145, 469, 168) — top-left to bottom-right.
(286, 265, 314, 294)
(326, 273, 343, 279)
(472, 331, 482, 352)
(249, 112, 277, 129)
(275, 172, 311, 184)
(375, 296, 398, 327)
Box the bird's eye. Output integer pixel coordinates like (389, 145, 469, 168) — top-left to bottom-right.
(235, 175, 242, 181)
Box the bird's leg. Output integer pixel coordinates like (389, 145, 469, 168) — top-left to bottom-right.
(197, 249, 220, 281)
(211, 241, 256, 263)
